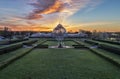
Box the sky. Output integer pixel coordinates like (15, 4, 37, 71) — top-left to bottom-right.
(0, 0, 120, 32)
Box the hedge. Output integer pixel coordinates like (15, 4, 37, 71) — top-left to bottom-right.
(73, 40, 85, 45)
(0, 48, 34, 70)
(36, 40, 49, 48)
(0, 43, 23, 55)
(9, 38, 28, 44)
(72, 45, 85, 47)
(89, 48, 120, 67)
(73, 46, 87, 49)
(84, 40, 99, 45)
(94, 39, 120, 45)
(0, 41, 9, 45)
(73, 40, 120, 67)
(84, 40, 120, 55)
(72, 45, 87, 48)
(0, 38, 28, 45)
(23, 40, 37, 46)
(0, 40, 37, 55)
(0, 40, 47, 70)
(72, 40, 87, 49)
(99, 44, 120, 55)
(35, 44, 48, 48)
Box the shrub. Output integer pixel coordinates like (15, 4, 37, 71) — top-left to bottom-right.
(0, 39, 37, 55)
(9, 38, 28, 44)
(0, 43, 23, 55)
(99, 44, 120, 55)
(89, 48, 120, 67)
(0, 47, 34, 70)
(73, 40, 85, 45)
(72, 45, 87, 49)
(94, 39, 120, 45)
(84, 40, 99, 45)
(72, 45, 85, 47)
(0, 40, 47, 70)
(72, 40, 88, 49)
(23, 40, 37, 46)
(0, 38, 28, 45)
(0, 41, 9, 45)
(35, 44, 48, 48)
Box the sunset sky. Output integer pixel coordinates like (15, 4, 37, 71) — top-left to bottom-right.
(0, 0, 120, 32)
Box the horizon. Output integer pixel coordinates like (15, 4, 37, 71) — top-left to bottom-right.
(0, 0, 120, 32)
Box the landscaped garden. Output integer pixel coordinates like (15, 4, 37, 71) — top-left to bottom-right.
(0, 38, 120, 79)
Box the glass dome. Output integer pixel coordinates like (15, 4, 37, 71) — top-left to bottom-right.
(53, 24, 66, 36)
(52, 24, 66, 48)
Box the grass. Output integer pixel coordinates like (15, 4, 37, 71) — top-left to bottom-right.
(64, 40, 77, 46)
(79, 40, 120, 61)
(0, 48, 34, 70)
(0, 39, 28, 49)
(89, 39, 120, 48)
(0, 48, 28, 62)
(0, 39, 28, 48)
(44, 40, 58, 46)
(0, 41, 120, 79)
(0, 39, 43, 62)
(44, 40, 77, 46)
(97, 49, 120, 60)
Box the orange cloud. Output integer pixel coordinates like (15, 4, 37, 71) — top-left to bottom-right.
(0, 22, 52, 32)
(26, 0, 102, 20)
(41, 0, 63, 14)
(26, 0, 62, 20)
(27, 14, 43, 20)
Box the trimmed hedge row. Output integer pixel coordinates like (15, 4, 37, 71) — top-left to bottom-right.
(72, 40, 87, 49)
(84, 40, 120, 55)
(74, 40, 120, 67)
(94, 39, 120, 45)
(23, 40, 37, 46)
(0, 40, 38, 55)
(0, 41, 9, 45)
(0, 47, 34, 70)
(89, 48, 120, 67)
(84, 40, 98, 45)
(73, 40, 84, 45)
(0, 43, 23, 55)
(0, 40, 47, 70)
(72, 45, 87, 49)
(72, 45, 85, 47)
(0, 38, 28, 45)
(47, 39, 56, 41)
(99, 44, 120, 55)
(48, 39, 73, 41)
(35, 44, 48, 48)
(35, 40, 48, 48)
(9, 38, 29, 44)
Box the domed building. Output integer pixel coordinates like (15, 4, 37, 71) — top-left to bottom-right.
(53, 24, 66, 36)
(52, 24, 66, 48)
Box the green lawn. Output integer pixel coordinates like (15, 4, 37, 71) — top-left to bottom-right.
(0, 39, 43, 62)
(0, 48, 30, 62)
(78, 40, 120, 63)
(89, 39, 120, 48)
(44, 40, 58, 46)
(64, 40, 77, 46)
(44, 40, 76, 46)
(0, 41, 120, 79)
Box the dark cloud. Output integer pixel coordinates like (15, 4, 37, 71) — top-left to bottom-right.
(25, 0, 102, 20)
(26, 0, 64, 20)
(26, 13, 43, 20)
